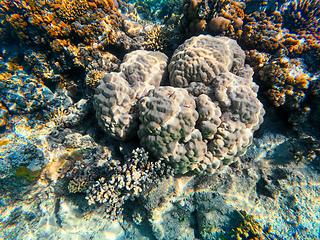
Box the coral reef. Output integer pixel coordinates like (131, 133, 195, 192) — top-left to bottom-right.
(142, 25, 170, 51)
(181, 0, 245, 35)
(236, 12, 285, 53)
(246, 48, 315, 126)
(0, 0, 121, 84)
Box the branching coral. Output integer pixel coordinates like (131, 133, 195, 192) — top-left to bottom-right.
(85, 147, 173, 219)
(142, 25, 170, 51)
(280, 0, 320, 35)
(0, 0, 121, 84)
(57, 0, 89, 22)
(257, 57, 310, 110)
(236, 12, 286, 53)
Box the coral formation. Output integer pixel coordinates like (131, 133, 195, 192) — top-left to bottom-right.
(0, 0, 121, 84)
(257, 57, 310, 109)
(181, 0, 245, 35)
(168, 35, 245, 87)
(246, 49, 315, 126)
(94, 35, 265, 174)
(236, 12, 285, 53)
(142, 25, 170, 51)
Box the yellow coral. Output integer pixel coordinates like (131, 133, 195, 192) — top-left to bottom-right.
(142, 25, 169, 51)
(86, 69, 106, 89)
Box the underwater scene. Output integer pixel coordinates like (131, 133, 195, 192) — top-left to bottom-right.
(0, 0, 319, 239)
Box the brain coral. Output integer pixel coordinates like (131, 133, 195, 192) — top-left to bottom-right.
(94, 35, 264, 174)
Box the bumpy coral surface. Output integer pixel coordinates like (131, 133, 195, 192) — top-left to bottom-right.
(94, 50, 168, 140)
(138, 86, 213, 174)
(119, 50, 168, 86)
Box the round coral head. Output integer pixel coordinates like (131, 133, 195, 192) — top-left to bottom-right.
(208, 17, 231, 34)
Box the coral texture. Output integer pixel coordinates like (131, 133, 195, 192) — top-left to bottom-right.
(94, 50, 168, 140)
(168, 35, 245, 87)
(182, 0, 245, 35)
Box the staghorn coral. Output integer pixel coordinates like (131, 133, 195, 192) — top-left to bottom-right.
(85, 147, 173, 219)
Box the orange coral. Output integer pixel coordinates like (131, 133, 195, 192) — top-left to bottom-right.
(0, 0, 121, 84)
(258, 57, 311, 109)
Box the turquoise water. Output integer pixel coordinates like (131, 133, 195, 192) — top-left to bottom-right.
(0, 0, 319, 239)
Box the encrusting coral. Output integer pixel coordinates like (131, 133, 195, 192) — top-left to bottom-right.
(94, 35, 265, 175)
